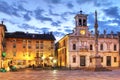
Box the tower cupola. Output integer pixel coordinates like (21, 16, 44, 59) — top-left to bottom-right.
(74, 10, 88, 27)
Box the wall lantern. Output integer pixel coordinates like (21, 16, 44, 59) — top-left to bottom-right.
(2, 52, 6, 57)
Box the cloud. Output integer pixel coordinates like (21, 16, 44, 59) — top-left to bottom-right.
(0, 1, 20, 17)
(94, 0, 112, 7)
(34, 8, 53, 22)
(40, 27, 50, 33)
(51, 21, 61, 27)
(60, 12, 76, 21)
(102, 6, 120, 31)
(64, 28, 72, 33)
(18, 24, 51, 34)
(23, 11, 32, 21)
(49, 9, 60, 16)
(76, 0, 92, 4)
(44, 0, 62, 4)
(102, 7, 120, 19)
(53, 31, 65, 37)
(18, 24, 35, 30)
(66, 3, 74, 9)
(87, 12, 113, 34)
(76, 0, 112, 7)
(0, 0, 32, 22)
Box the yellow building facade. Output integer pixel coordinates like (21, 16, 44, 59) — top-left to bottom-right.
(0, 23, 7, 68)
(0, 23, 56, 69)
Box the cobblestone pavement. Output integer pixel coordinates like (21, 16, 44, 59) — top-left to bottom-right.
(0, 69, 120, 80)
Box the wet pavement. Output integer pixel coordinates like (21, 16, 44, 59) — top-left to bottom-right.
(0, 69, 120, 80)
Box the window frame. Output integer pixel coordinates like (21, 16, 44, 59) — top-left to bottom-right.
(73, 44, 76, 50)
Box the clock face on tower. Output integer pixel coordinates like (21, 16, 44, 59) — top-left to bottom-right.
(80, 30, 85, 35)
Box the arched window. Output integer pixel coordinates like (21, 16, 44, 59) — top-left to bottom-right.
(114, 44, 117, 51)
(100, 44, 103, 50)
(79, 19, 82, 26)
(83, 19, 86, 26)
(90, 44, 93, 50)
(73, 44, 76, 50)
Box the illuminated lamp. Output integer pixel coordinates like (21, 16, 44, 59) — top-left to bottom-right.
(2, 52, 6, 57)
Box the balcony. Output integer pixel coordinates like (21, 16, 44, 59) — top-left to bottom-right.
(79, 46, 88, 52)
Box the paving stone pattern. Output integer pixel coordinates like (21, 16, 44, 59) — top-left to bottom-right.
(0, 69, 120, 80)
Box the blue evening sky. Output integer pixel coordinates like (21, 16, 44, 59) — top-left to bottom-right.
(0, 0, 120, 41)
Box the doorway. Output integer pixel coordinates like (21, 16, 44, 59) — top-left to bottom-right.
(80, 56, 86, 66)
(106, 56, 111, 66)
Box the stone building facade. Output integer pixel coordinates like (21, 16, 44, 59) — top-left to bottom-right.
(57, 11, 119, 68)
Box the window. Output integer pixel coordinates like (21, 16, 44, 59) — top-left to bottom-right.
(13, 52, 16, 56)
(73, 56, 76, 63)
(23, 40, 26, 43)
(90, 57, 92, 63)
(79, 19, 82, 26)
(114, 57, 117, 62)
(90, 44, 93, 50)
(51, 41, 54, 49)
(40, 44, 43, 49)
(40, 53, 43, 57)
(36, 41, 39, 43)
(101, 57, 103, 62)
(23, 45, 26, 48)
(28, 44, 31, 49)
(114, 44, 117, 51)
(100, 44, 103, 50)
(36, 44, 39, 49)
(28, 52, 31, 57)
(40, 41, 43, 43)
(28, 40, 32, 49)
(83, 19, 86, 26)
(36, 52, 39, 57)
(23, 40, 26, 48)
(73, 44, 76, 50)
(13, 39, 16, 42)
(28, 40, 31, 43)
(13, 44, 16, 48)
(23, 52, 25, 56)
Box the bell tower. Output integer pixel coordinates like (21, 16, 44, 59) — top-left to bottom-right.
(74, 10, 89, 36)
(75, 10, 87, 27)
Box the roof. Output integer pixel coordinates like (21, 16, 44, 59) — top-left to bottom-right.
(99, 34, 118, 38)
(5, 31, 56, 40)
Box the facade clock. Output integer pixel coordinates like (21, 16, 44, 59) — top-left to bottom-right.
(80, 30, 85, 35)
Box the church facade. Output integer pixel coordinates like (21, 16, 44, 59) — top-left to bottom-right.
(57, 11, 119, 68)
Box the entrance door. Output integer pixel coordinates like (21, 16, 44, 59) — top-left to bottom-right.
(80, 56, 86, 66)
(106, 56, 111, 66)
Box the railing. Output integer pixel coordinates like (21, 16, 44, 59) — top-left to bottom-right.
(79, 46, 88, 52)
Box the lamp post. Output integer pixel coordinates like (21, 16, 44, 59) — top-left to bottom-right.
(53, 59, 57, 69)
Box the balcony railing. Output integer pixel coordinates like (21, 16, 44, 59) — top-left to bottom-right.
(79, 46, 88, 52)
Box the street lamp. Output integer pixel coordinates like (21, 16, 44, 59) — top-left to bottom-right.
(53, 59, 57, 68)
